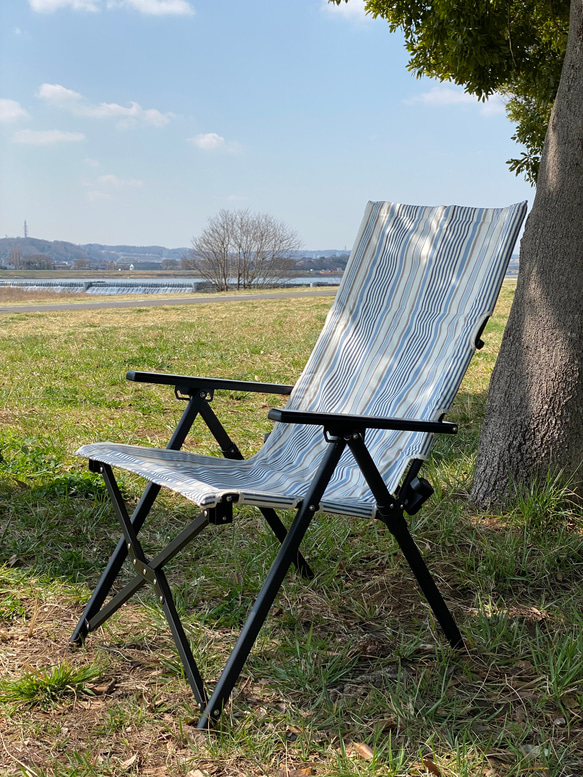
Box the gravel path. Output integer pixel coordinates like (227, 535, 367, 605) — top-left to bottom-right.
(0, 287, 337, 314)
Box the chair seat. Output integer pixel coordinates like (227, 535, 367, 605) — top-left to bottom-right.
(77, 431, 419, 519)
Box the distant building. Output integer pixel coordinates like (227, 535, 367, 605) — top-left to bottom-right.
(11, 251, 55, 270)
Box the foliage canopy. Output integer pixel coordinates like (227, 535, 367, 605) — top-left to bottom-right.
(330, 0, 570, 183)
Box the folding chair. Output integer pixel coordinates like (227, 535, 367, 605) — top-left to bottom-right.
(72, 200, 526, 727)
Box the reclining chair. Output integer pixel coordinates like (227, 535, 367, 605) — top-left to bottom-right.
(72, 200, 526, 727)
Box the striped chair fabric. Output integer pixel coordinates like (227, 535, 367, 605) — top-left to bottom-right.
(77, 201, 527, 518)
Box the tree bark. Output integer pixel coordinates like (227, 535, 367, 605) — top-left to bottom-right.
(471, 0, 583, 505)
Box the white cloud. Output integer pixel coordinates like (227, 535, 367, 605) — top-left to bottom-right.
(228, 194, 248, 202)
(0, 99, 31, 123)
(29, 0, 194, 13)
(322, 0, 368, 20)
(479, 96, 508, 116)
(404, 85, 507, 115)
(29, 0, 100, 12)
(84, 173, 143, 201)
(111, 0, 194, 15)
(86, 101, 172, 128)
(37, 83, 174, 128)
(191, 132, 224, 150)
(97, 173, 143, 187)
(189, 132, 240, 152)
(87, 190, 112, 202)
(37, 83, 82, 103)
(13, 129, 85, 145)
(404, 86, 476, 107)
(84, 157, 100, 168)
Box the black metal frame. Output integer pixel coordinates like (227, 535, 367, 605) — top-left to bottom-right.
(72, 370, 463, 728)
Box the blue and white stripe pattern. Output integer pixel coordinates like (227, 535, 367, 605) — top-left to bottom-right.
(78, 201, 527, 519)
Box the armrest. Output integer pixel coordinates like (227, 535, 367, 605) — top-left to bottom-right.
(267, 408, 457, 435)
(127, 370, 294, 395)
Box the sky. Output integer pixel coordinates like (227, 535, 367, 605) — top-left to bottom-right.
(0, 0, 533, 250)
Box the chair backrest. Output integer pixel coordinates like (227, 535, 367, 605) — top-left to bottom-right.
(258, 201, 527, 511)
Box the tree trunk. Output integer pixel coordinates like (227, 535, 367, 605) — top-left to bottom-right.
(471, 0, 583, 506)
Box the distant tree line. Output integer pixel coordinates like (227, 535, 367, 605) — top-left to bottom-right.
(294, 254, 349, 272)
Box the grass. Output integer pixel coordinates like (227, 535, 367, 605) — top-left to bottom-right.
(0, 283, 329, 307)
(0, 661, 103, 710)
(0, 282, 582, 776)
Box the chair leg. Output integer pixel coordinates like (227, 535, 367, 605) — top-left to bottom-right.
(259, 507, 314, 579)
(79, 511, 210, 635)
(347, 433, 464, 649)
(94, 464, 209, 703)
(156, 567, 207, 706)
(71, 393, 205, 645)
(197, 436, 347, 728)
(70, 481, 162, 645)
(382, 516, 463, 648)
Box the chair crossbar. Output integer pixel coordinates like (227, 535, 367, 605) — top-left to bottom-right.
(85, 511, 210, 634)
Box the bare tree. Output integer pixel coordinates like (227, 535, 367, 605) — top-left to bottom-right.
(242, 212, 301, 288)
(186, 209, 301, 291)
(186, 210, 234, 291)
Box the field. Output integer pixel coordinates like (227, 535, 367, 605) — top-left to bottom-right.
(0, 283, 582, 776)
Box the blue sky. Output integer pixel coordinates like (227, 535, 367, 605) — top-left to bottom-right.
(0, 0, 533, 250)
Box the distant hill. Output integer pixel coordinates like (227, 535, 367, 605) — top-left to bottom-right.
(0, 237, 94, 265)
(0, 237, 189, 267)
(0, 237, 348, 270)
(0, 236, 520, 274)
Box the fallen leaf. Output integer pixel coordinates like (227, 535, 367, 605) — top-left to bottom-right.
(89, 680, 116, 695)
(378, 715, 398, 731)
(561, 693, 579, 709)
(353, 742, 374, 760)
(120, 754, 138, 770)
(186, 771, 207, 777)
(422, 758, 442, 776)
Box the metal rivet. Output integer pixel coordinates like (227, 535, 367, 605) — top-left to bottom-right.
(309, 504, 316, 512)
(213, 709, 220, 716)
(153, 578, 157, 586)
(159, 596, 164, 604)
(132, 559, 137, 566)
(127, 543, 131, 550)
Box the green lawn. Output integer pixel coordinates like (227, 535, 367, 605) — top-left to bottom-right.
(1, 284, 582, 777)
